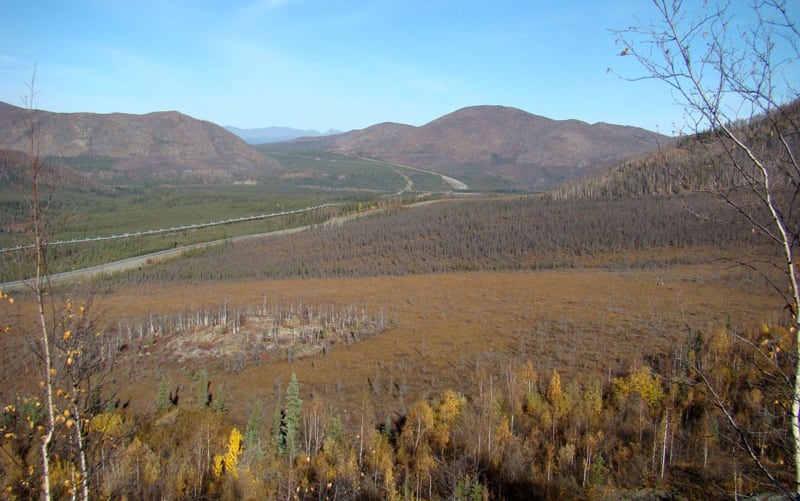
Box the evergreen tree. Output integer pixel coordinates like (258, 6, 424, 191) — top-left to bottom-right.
(285, 372, 303, 462)
(196, 369, 209, 409)
(271, 395, 286, 456)
(244, 404, 264, 460)
(329, 414, 345, 442)
(213, 382, 226, 413)
(156, 376, 170, 414)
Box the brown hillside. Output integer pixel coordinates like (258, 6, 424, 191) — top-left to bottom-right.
(315, 105, 667, 190)
(0, 101, 278, 179)
(0, 148, 106, 193)
(552, 98, 800, 199)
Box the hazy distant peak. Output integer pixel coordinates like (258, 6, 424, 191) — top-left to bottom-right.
(225, 125, 341, 144)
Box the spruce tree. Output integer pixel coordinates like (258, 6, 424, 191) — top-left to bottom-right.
(270, 395, 286, 456)
(156, 376, 170, 414)
(244, 405, 265, 460)
(213, 382, 226, 413)
(196, 369, 209, 409)
(284, 372, 302, 462)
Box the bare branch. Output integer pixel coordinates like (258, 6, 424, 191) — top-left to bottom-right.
(691, 358, 790, 496)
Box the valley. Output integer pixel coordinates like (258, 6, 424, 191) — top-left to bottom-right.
(0, 98, 796, 500)
(2, 0, 798, 498)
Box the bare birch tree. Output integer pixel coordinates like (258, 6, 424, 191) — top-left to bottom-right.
(20, 66, 59, 501)
(615, 0, 799, 496)
(20, 67, 106, 501)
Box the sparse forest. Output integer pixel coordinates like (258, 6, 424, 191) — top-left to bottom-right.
(1, 310, 794, 499)
(0, 174, 790, 499)
(112, 193, 772, 284)
(552, 100, 800, 201)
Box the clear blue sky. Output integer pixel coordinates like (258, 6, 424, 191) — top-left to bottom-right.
(0, 1, 792, 133)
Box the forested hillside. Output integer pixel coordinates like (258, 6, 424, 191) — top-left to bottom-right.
(552, 99, 800, 200)
(1, 124, 791, 500)
(2, 0, 797, 498)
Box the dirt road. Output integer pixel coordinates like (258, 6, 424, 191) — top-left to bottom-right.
(0, 209, 372, 291)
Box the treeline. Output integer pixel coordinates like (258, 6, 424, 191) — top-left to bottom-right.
(1, 322, 793, 499)
(112, 193, 769, 284)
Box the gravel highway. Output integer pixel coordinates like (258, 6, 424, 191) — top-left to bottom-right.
(0, 163, 471, 292)
(0, 209, 370, 291)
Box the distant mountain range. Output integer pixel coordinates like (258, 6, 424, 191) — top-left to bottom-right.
(0, 101, 667, 190)
(224, 125, 340, 144)
(0, 101, 278, 180)
(294, 105, 668, 190)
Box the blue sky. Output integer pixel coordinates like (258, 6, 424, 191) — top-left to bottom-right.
(0, 1, 794, 133)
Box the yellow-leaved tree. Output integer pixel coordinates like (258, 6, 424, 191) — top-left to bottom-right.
(399, 399, 435, 500)
(431, 389, 466, 455)
(615, 1, 799, 495)
(214, 427, 243, 480)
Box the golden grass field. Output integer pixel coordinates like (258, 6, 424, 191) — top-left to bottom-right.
(84, 256, 778, 426)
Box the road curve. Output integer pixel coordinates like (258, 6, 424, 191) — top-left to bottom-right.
(357, 156, 469, 191)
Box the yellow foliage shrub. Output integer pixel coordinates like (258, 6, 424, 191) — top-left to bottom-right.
(214, 427, 243, 479)
(613, 367, 664, 409)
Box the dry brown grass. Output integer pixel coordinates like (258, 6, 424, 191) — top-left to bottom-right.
(72, 260, 776, 427)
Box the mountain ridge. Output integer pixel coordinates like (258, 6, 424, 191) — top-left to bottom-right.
(0, 101, 669, 189)
(550, 98, 800, 200)
(0, 101, 277, 180)
(294, 105, 668, 190)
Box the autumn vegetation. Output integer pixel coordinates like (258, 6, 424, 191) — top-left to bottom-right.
(1, 2, 798, 498)
(0, 107, 795, 500)
(0, 287, 793, 499)
(0, 175, 792, 499)
(111, 192, 771, 284)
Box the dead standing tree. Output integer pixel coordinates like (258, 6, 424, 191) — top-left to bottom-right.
(614, 0, 799, 496)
